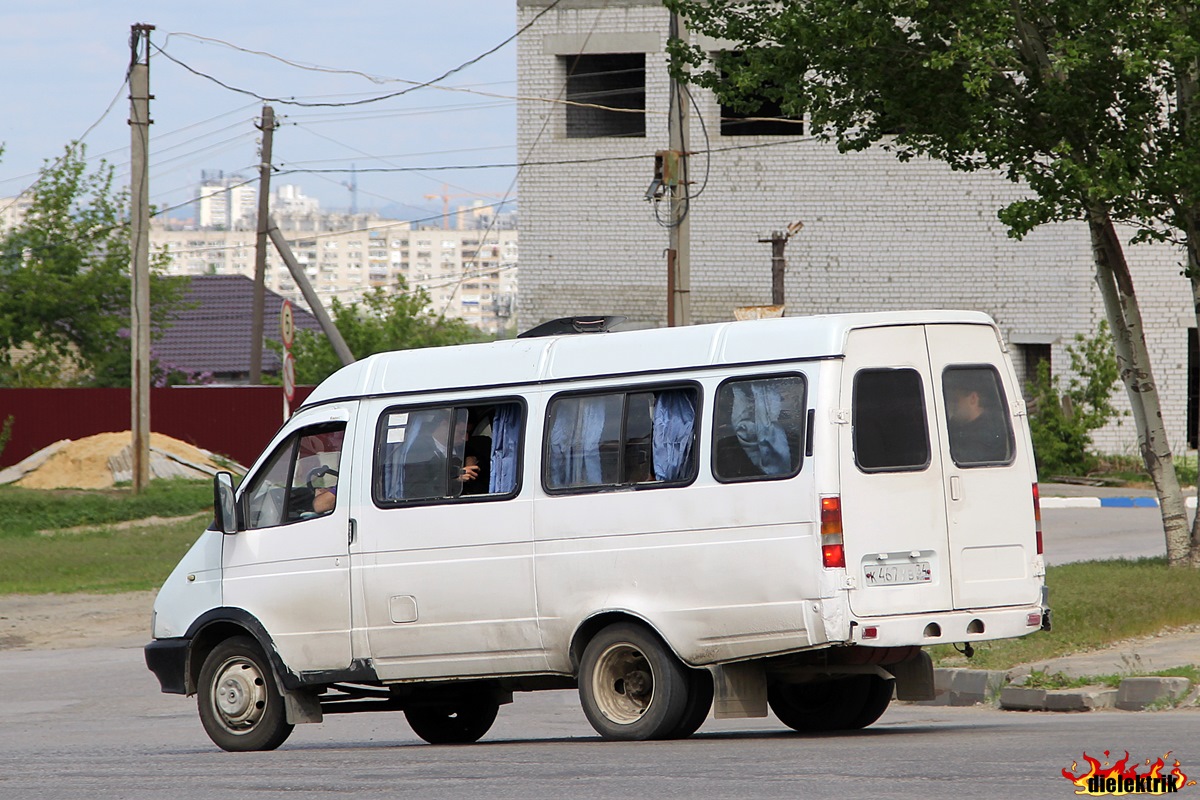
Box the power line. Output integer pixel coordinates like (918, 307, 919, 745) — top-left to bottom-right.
(151, 0, 564, 109)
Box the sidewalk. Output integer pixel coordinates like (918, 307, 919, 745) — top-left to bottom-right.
(1039, 482, 1198, 509)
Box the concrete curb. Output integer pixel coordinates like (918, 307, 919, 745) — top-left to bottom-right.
(1040, 496, 1198, 509)
(912, 669, 1195, 712)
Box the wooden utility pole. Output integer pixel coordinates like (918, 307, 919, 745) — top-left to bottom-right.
(267, 220, 356, 367)
(249, 105, 277, 384)
(667, 10, 691, 327)
(129, 23, 154, 493)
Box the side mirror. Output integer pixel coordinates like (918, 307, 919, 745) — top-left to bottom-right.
(214, 471, 238, 535)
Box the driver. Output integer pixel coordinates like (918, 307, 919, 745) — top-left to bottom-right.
(311, 466, 338, 514)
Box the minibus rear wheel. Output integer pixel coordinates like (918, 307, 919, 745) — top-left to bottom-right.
(767, 674, 892, 732)
(197, 636, 294, 752)
(578, 623, 691, 741)
(404, 697, 499, 744)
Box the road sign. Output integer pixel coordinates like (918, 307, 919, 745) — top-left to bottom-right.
(282, 351, 296, 404)
(280, 300, 295, 350)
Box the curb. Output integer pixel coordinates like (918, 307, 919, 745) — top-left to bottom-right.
(914, 668, 1195, 712)
(1040, 496, 1197, 509)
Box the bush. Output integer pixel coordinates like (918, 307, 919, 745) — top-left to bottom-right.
(1026, 322, 1122, 477)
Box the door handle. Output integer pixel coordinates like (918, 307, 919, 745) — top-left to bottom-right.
(950, 475, 961, 501)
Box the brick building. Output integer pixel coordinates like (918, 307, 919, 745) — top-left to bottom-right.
(515, 0, 1195, 454)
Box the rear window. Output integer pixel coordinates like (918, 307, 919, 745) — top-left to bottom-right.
(853, 368, 930, 472)
(942, 366, 1015, 467)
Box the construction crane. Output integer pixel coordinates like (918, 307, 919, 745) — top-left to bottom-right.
(424, 183, 505, 229)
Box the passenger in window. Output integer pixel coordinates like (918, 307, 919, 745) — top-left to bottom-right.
(944, 373, 1010, 465)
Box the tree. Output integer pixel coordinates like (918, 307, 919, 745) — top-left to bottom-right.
(0, 144, 189, 387)
(666, 0, 1200, 566)
(286, 280, 485, 385)
(1026, 323, 1123, 477)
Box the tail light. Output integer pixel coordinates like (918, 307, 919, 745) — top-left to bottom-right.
(821, 495, 846, 568)
(1032, 483, 1043, 555)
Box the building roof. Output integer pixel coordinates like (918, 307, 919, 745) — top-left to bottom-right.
(155, 275, 324, 377)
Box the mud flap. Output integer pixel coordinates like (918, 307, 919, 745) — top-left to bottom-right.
(284, 688, 324, 724)
(889, 650, 935, 702)
(712, 661, 768, 719)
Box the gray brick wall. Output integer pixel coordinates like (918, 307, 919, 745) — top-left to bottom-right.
(516, 0, 1194, 456)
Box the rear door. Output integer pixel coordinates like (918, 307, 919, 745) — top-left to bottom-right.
(839, 325, 953, 617)
(925, 324, 1041, 609)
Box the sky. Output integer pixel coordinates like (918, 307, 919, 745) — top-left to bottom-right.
(0, 2, 519, 222)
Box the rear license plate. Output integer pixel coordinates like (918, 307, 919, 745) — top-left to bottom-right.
(863, 561, 931, 586)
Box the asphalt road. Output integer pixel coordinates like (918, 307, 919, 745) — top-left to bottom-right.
(1042, 506, 1180, 565)
(2, 643, 1198, 800)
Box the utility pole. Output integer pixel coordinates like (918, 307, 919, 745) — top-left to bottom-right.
(667, 10, 691, 327)
(249, 105, 277, 385)
(758, 220, 804, 309)
(267, 219, 356, 367)
(129, 23, 154, 494)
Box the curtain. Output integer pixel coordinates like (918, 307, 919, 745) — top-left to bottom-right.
(652, 390, 695, 481)
(384, 411, 431, 500)
(547, 396, 608, 488)
(731, 381, 791, 475)
(489, 404, 520, 494)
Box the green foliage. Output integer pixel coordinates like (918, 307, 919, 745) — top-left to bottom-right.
(931, 557, 1200, 670)
(0, 415, 12, 461)
(1026, 322, 1123, 476)
(0, 144, 190, 387)
(284, 279, 485, 385)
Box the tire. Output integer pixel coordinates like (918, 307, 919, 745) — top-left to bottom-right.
(768, 674, 893, 732)
(405, 697, 499, 745)
(197, 636, 294, 752)
(665, 667, 713, 739)
(578, 623, 691, 741)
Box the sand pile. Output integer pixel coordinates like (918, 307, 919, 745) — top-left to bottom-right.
(0, 431, 238, 490)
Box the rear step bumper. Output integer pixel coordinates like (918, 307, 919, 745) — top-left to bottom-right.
(847, 603, 1048, 648)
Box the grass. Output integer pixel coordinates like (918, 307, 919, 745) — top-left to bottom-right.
(0, 479, 212, 594)
(933, 557, 1200, 670)
(0, 478, 211, 538)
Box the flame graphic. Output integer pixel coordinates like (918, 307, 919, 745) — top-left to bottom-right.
(1061, 751, 1196, 795)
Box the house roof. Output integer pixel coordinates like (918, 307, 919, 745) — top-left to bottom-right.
(155, 275, 324, 376)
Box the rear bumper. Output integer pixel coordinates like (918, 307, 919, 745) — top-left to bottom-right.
(848, 604, 1048, 648)
(144, 638, 190, 695)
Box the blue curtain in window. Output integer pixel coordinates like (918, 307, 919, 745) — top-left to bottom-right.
(732, 382, 791, 475)
(548, 396, 606, 487)
(489, 404, 520, 494)
(384, 412, 430, 500)
(652, 390, 695, 481)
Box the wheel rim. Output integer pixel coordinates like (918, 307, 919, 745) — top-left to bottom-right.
(590, 642, 655, 725)
(209, 655, 268, 734)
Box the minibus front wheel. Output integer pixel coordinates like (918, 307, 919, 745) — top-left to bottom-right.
(197, 636, 294, 752)
(578, 622, 693, 741)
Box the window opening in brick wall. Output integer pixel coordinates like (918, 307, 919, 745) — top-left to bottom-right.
(1016, 343, 1051, 406)
(1189, 329, 1197, 448)
(563, 53, 645, 138)
(716, 53, 805, 136)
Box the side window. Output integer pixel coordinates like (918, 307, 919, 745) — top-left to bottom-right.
(544, 386, 698, 492)
(853, 369, 930, 472)
(241, 422, 345, 530)
(942, 366, 1015, 467)
(713, 375, 806, 482)
(375, 401, 522, 505)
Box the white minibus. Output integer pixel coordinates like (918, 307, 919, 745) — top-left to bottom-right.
(146, 310, 1049, 751)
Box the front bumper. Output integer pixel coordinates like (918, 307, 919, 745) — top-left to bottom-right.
(144, 638, 190, 695)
